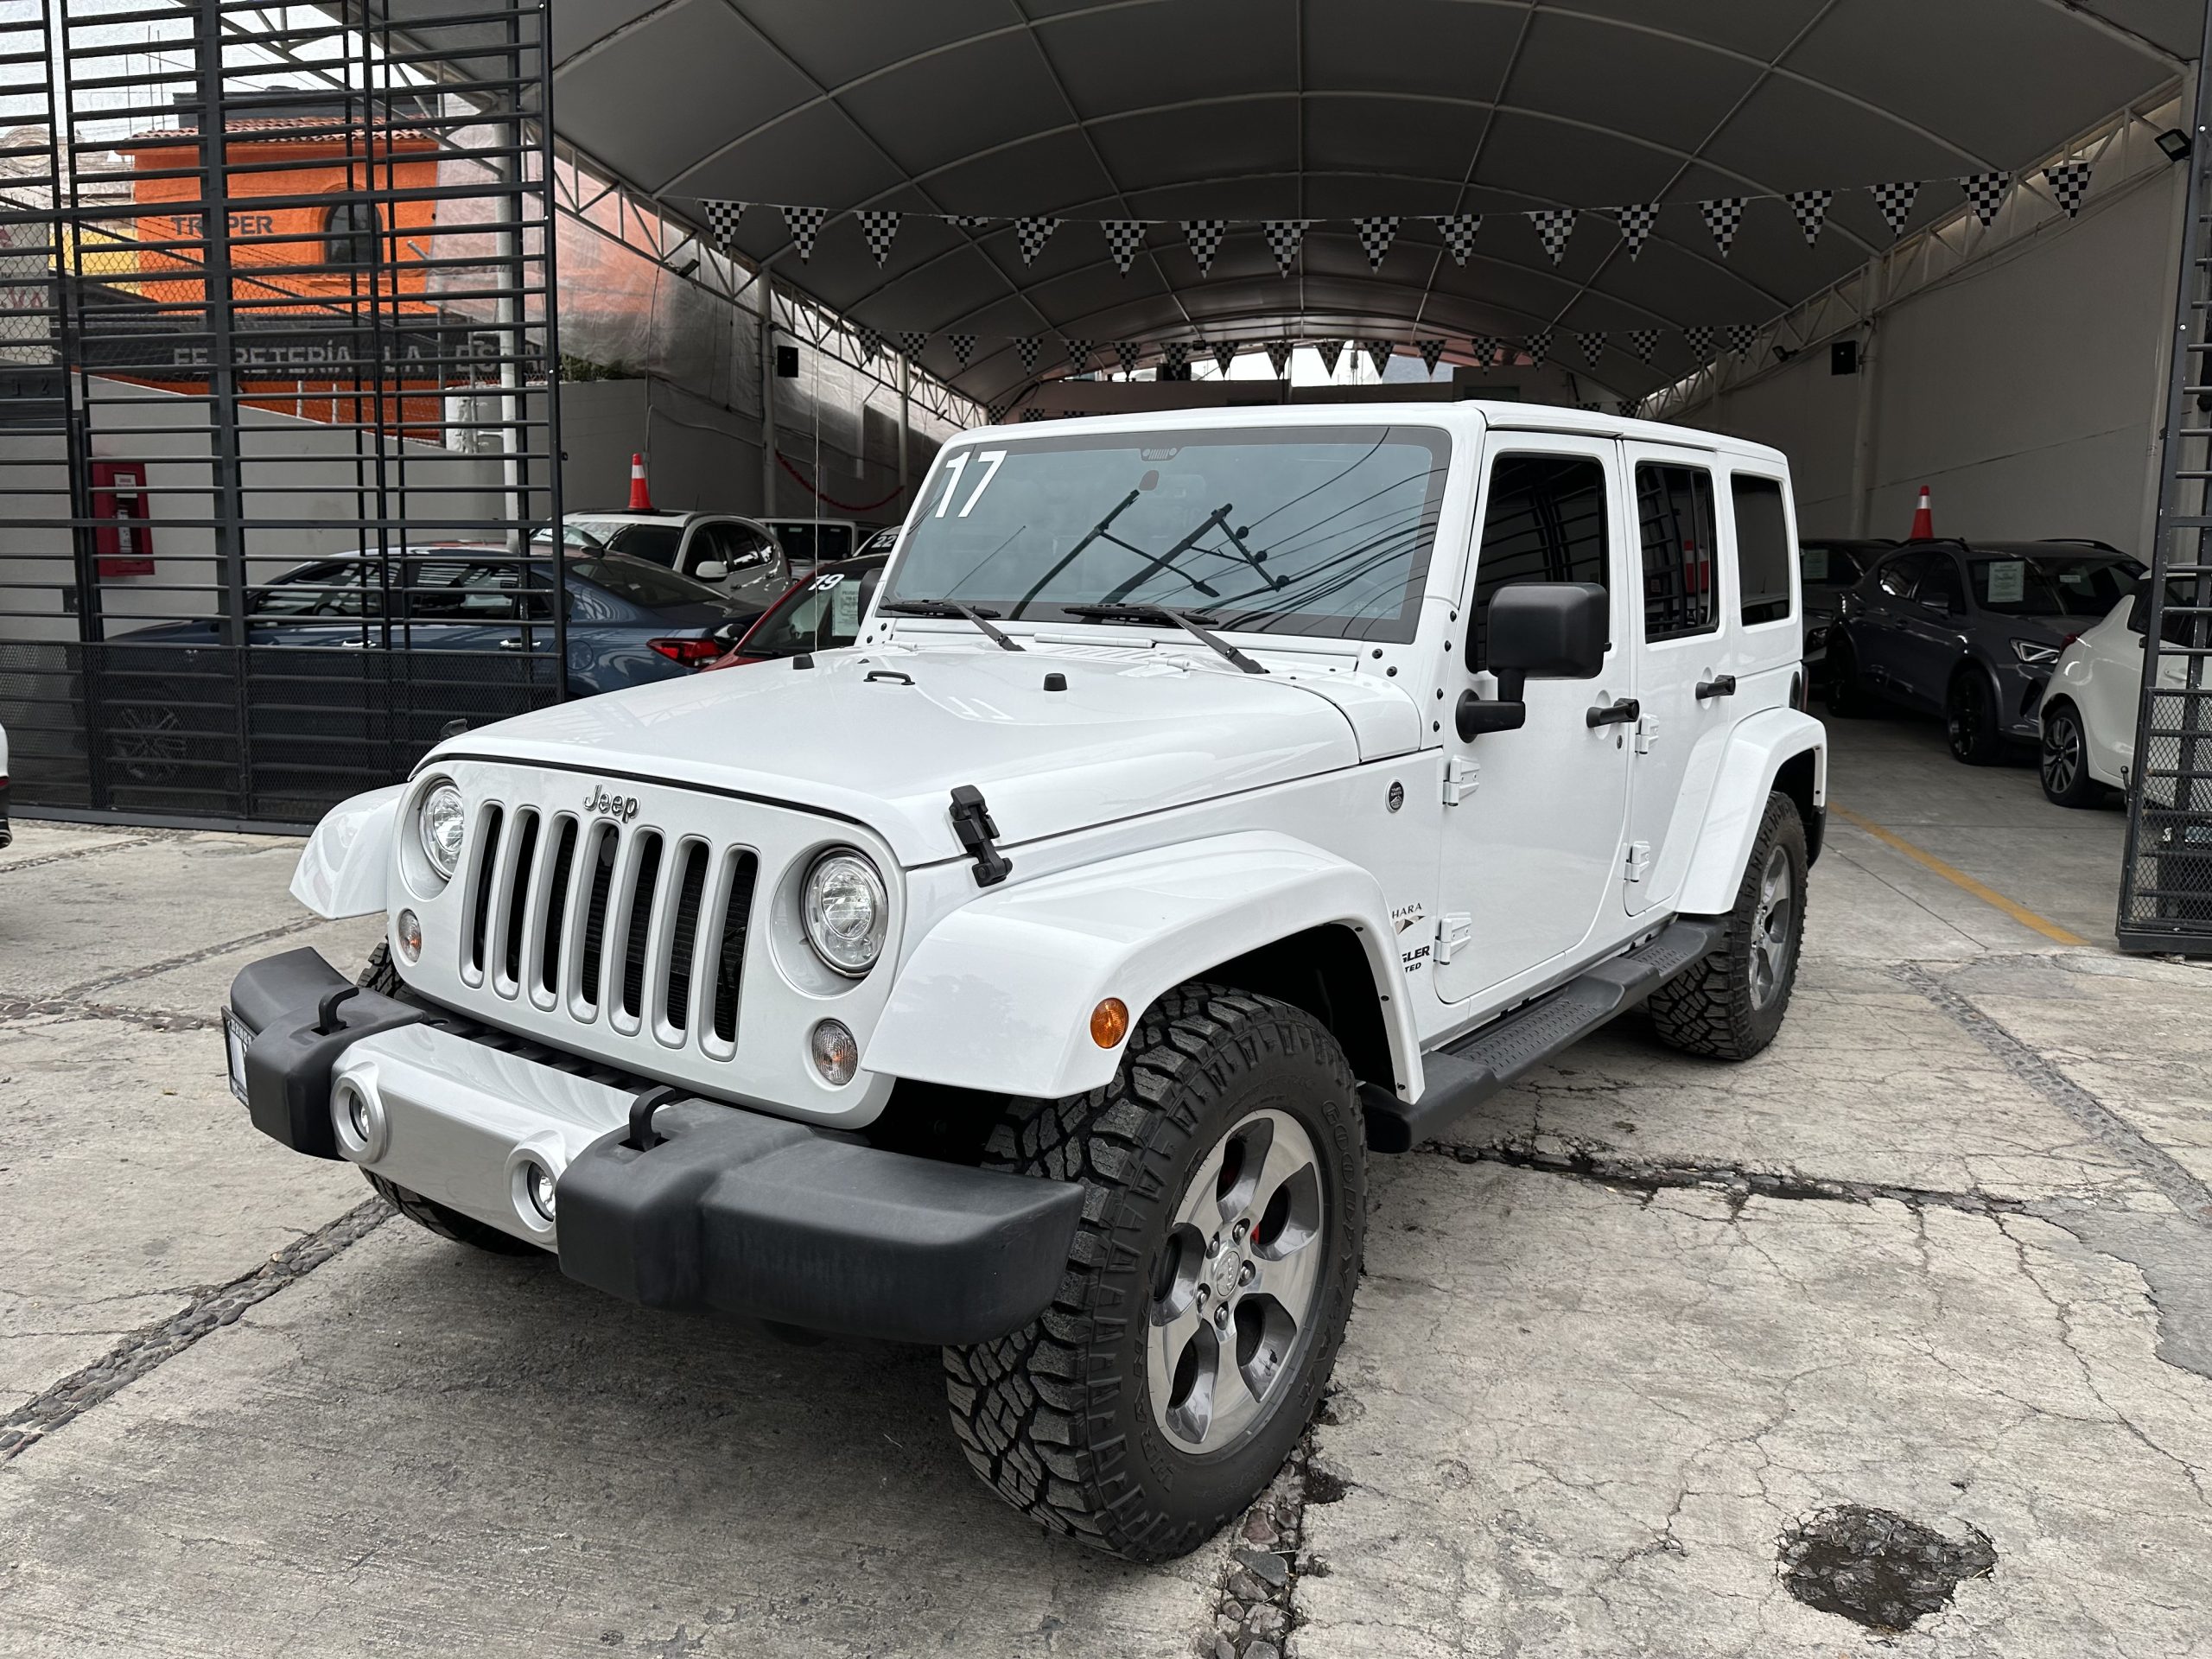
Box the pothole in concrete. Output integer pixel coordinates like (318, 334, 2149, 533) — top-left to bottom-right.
(1777, 1504, 1996, 1633)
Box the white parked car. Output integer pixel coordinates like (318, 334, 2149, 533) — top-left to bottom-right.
(2037, 580, 2177, 806)
(563, 510, 792, 614)
(226, 405, 1826, 1560)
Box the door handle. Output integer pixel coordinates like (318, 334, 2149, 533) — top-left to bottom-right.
(497, 636, 525, 651)
(1586, 696, 1640, 728)
(1695, 674, 1737, 700)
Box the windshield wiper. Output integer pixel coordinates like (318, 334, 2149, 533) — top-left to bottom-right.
(880, 598, 1025, 652)
(1062, 603, 1267, 675)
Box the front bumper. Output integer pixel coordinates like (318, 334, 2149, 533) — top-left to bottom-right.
(227, 949, 1083, 1344)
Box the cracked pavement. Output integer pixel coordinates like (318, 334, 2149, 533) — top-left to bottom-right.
(3, 718, 2210, 1656)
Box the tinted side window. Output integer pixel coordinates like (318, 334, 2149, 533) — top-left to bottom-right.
(1919, 556, 1965, 613)
(1732, 476, 1790, 625)
(1637, 463, 1718, 641)
(1878, 552, 1924, 599)
(1466, 453, 1611, 670)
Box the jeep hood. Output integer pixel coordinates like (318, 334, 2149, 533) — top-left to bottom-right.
(429, 644, 1421, 866)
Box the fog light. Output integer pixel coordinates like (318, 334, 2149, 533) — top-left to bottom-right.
(395, 908, 422, 964)
(521, 1160, 556, 1222)
(330, 1074, 388, 1162)
(810, 1019, 859, 1086)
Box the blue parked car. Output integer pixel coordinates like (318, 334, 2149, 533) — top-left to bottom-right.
(94, 547, 758, 791)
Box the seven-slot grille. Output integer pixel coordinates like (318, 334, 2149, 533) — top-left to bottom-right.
(459, 802, 759, 1057)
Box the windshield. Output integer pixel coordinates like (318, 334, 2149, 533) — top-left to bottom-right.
(745, 562, 882, 656)
(1800, 544, 1866, 587)
(773, 522, 855, 564)
(1967, 551, 2141, 617)
(570, 554, 730, 610)
(886, 425, 1452, 640)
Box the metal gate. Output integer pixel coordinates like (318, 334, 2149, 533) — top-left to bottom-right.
(2121, 15, 2212, 954)
(0, 0, 561, 830)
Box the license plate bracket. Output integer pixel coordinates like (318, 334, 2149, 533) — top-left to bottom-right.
(222, 1009, 251, 1107)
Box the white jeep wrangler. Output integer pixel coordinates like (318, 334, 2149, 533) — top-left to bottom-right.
(226, 404, 1823, 1561)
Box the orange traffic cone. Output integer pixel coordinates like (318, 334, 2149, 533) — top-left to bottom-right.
(627, 452, 654, 512)
(1907, 486, 1934, 539)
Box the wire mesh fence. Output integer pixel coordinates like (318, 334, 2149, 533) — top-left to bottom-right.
(0, 0, 561, 828)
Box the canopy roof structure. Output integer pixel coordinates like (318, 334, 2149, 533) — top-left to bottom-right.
(537, 0, 2198, 400)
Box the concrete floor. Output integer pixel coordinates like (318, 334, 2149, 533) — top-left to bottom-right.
(2, 713, 2209, 1657)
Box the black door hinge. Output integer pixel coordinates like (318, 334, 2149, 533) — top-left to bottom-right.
(949, 785, 1012, 887)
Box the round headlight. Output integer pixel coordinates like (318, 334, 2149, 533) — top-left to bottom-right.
(802, 850, 887, 976)
(418, 782, 467, 880)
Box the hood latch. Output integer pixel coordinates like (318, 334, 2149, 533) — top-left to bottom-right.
(949, 785, 1013, 888)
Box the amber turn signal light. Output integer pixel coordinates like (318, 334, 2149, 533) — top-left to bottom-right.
(1090, 997, 1129, 1048)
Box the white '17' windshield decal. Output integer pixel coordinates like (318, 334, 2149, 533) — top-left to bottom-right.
(957, 449, 1007, 517)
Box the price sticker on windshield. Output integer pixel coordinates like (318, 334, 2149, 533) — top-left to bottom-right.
(1802, 548, 1828, 582)
(1986, 560, 2026, 605)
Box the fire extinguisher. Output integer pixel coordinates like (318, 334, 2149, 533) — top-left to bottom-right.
(91, 460, 155, 578)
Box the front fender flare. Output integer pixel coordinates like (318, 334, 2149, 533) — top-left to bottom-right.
(1675, 709, 1827, 915)
(289, 783, 404, 919)
(866, 831, 1422, 1103)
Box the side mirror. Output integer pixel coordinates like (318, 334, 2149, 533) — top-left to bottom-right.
(1457, 582, 1607, 741)
(694, 560, 729, 582)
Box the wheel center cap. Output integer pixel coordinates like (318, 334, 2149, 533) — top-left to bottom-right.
(1214, 1250, 1242, 1296)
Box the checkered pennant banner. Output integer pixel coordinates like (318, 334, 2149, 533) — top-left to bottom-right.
(1615, 202, 1659, 260)
(1417, 339, 1446, 373)
(986, 395, 1016, 423)
(1062, 338, 1092, 372)
(1471, 334, 1499, 371)
(1726, 324, 1759, 359)
(1260, 219, 1308, 276)
(1958, 170, 2010, 226)
(1684, 325, 1714, 363)
(1014, 337, 1039, 374)
(1014, 216, 1058, 264)
(1578, 331, 1607, 368)
(1315, 340, 1345, 378)
(1264, 340, 1294, 378)
(1115, 340, 1142, 376)
(1786, 189, 1834, 247)
(1182, 219, 1230, 276)
(1101, 219, 1147, 275)
(2044, 162, 2093, 218)
(1160, 340, 1190, 372)
(780, 204, 828, 261)
(1354, 216, 1399, 270)
(899, 332, 929, 361)
(856, 209, 900, 267)
(1525, 328, 1553, 368)
(853, 325, 886, 363)
(1529, 207, 1577, 264)
(701, 199, 747, 251)
(1577, 402, 1600, 412)
(1871, 181, 1919, 239)
(1628, 327, 1659, 365)
(1700, 198, 1745, 257)
(949, 215, 992, 230)
(950, 333, 976, 367)
(1431, 213, 1482, 265)
(1617, 398, 1640, 417)
(1021, 408, 1051, 422)
(1362, 339, 1394, 377)
(1211, 340, 1239, 375)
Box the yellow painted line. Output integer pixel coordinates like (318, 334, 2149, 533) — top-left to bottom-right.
(1828, 804, 2089, 946)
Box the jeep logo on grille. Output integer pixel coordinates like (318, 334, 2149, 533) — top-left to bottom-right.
(583, 785, 641, 823)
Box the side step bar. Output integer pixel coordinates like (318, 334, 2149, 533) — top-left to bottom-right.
(1361, 918, 1725, 1154)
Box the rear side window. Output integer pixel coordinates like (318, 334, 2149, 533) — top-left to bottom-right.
(1636, 463, 1718, 641)
(1466, 453, 1611, 670)
(1732, 475, 1790, 625)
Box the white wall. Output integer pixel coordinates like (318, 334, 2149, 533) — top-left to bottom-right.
(1678, 163, 2182, 555)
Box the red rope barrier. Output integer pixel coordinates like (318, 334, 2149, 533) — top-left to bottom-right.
(775, 451, 908, 514)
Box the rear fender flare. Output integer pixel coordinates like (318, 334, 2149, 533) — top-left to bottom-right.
(866, 831, 1423, 1103)
(1675, 710, 1827, 915)
(290, 784, 403, 919)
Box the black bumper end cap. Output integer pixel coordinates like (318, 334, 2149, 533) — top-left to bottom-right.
(556, 1106, 1084, 1346)
(230, 947, 424, 1159)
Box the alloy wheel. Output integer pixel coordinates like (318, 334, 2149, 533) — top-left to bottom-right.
(2043, 711, 2082, 797)
(1748, 845, 1795, 1011)
(1147, 1109, 1327, 1454)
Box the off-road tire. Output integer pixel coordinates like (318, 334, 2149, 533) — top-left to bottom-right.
(943, 984, 1366, 1562)
(353, 945, 543, 1257)
(2038, 699, 2105, 807)
(1824, 638, 1869, 717)
(1648, 791, 1808, 1062)
(1946, 669, 2004, 766)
